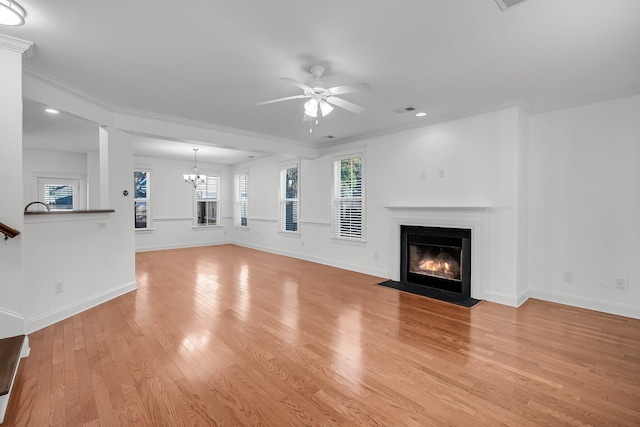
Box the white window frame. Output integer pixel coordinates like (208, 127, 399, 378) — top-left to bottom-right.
(332, 152, 365, 241)
(134, 169, 152, 230)
(235, 172, 249, 228)
(194, 174, 221, 228)
(279, 162, 300, 234)
(35, 175, 86, 211)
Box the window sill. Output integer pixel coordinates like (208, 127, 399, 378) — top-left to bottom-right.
(278, 231, 301, 238)
(330, 236, 367, 246)
(235, 226, 250, 231)
(192, 225, 223, 231)
(135, 228, 155, 233)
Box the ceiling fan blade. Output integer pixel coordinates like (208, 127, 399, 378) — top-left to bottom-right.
(280, 78, 313, 91)
(255, 94, 307, 106)
(303, 112, 312, 122)
(328, 82, 372, 95)
(326, 96, 367, 115)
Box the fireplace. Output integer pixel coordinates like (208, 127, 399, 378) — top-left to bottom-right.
(401, 225, 471, 297)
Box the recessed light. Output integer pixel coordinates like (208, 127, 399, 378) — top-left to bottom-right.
(0, 0, 26, 26)
(45, 108, 60, 114)
(415, 112, 427, 117)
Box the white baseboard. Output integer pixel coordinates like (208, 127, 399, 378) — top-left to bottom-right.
(135, 240, 231, 252)
(517, 288, 530, 307)
(233, 242, 388, 279)
(483, 290, 519, 307)
(25, 282, 138, 334)
(529, 288, 640, 319)
(483, 288, 529, 307)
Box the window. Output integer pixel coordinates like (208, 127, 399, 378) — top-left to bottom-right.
(279, 164, 299, 232)
(195, 175, 219, 226)
(235, 173, 248, 227)
(134, 170, 150, 229)
(333, 154, 364, 239)
(38, 177, 80, 211)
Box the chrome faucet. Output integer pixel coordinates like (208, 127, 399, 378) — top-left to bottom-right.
(24, 201, 51, 212)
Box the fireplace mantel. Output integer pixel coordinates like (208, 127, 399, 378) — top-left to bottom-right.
(389, 207, 490, 301)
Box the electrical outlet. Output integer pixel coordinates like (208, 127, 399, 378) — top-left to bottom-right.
(563, 271, 573, 282)
(420, 171, 426, 180)
(601, 271, 629, 289)
(438, 169, 446, 178)
(97, 222, 106, 229)
(55, 281, 63, 293)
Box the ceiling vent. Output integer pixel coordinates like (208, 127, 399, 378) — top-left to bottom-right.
(393, 107, 416, 114)
(495, 0, 530, 11)
(320, 135, 335, 140)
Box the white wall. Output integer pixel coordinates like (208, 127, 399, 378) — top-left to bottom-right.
(528, 94, 640, 318)
(22, 128, 137, 333)
(231, 107, 526, 305)
(17, 66, 139, 334)
(22, 148, 88, 208)
(133, 155, 232, 251)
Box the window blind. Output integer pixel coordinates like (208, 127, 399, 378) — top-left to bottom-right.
(195, 175, 219, 226)
(134, 170, 149, 229)
(333, 155, 363, 239)
(196, 175, 218, 201)
(44, 184, 74, 210)
(236, 173, 248, 227)
(279, 165, 299, 232)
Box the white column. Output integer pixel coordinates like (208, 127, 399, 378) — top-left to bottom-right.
(0, 34, 33, 337)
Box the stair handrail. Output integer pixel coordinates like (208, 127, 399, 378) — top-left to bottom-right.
(0, 222, 20, 240)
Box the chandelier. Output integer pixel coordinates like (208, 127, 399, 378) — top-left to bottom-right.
(183, 148, 206, 188)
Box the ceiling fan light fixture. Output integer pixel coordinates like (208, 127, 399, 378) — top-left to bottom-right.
(304, 99, 334, 118)
(0, 0, 26, 26)
(304, 99, 318, 118)
(257, 64, 370, 124)
(319, 100, 333, 117)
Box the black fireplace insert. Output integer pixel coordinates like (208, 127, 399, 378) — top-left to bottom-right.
(401, 225, 471, 297)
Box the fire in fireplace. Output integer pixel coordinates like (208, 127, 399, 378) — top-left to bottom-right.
(401, 225, 471, 296)
(409, 244, 462, 281)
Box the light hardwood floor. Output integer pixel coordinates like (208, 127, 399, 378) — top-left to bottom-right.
(5, 244, 640, 426)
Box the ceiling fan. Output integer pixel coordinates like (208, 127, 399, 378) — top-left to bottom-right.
(255, 65, 372, 122)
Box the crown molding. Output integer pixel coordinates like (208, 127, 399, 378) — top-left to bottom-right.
(113, 105, 315, 150)
(0, 33, 33, 57)
(322, 98, 531, 149)
(529, 86, 640, 115)
(22, 64, 317, 152)
(23, 64, 115, 111)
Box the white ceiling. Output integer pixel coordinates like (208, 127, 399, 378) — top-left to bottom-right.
(6, 0, 640, 158)
(22, 99, 264, 164)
